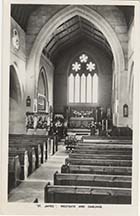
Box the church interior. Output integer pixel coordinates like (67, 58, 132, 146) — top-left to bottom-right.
(8, 4, 134, 204)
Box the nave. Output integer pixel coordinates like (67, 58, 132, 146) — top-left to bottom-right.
(8, 4, 134, 205)
(9, 142, 67, 203)
(8, 135, 132, 204)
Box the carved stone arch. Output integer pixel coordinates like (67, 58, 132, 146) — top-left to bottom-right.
(9, 64, 22, 103)
(26, 5, 125, 102)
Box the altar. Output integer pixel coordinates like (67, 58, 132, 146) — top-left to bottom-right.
(69, 117, 94, 129)
(65, 105, 112, 131)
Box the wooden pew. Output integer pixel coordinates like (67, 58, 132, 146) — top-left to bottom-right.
(9, 142, 41, 168)
(9, 139, 42, 167)
(9, 134, 47, 162)
(47, 138, 55, 158)
(82, 136, 132, 141)
(76, 143, 132, 149)
(61, 164, 132, 176)
(22, 140, 46, 163)
(9, 133, 59, 162)
(69, 153, 132, 160)
(52, 134, 58, 154)
(44, 183, 131, 204)
(8, 155, 21, 192)
(54, 172, 131, 188)
(9, 133, 59, 163)
(9, 145, 36, 174)
(73, 148, 132, 155)
(9, 150, 29, 180)
(65, 158, 132, 167)
(82, 139, 132, 144)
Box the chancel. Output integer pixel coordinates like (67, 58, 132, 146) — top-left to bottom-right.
(8, 4, 134, 204)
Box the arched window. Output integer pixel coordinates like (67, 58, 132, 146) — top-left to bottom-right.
(68, 73, 74, 103)
(75, 73, 80, 102)
(81, 73, 86, 103)
(37, 67, 49, 111)
(93, 73, 98, 103)
(87, 73, 92, 103)
(68, 53, 98, 104)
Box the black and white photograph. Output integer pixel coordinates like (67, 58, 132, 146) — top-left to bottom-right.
(0, 0, 139, 215)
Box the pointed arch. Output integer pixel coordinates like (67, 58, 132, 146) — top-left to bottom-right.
(87, 73, 92, 103)
(68, 73, 74, 103)
(26, 5, 125, 101)
(10, 65, 22, 103)
(38, 67, 49, 100)
(92, 73, 98, 103)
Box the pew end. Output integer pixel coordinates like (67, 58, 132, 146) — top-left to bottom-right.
(61, 164, 70, 173)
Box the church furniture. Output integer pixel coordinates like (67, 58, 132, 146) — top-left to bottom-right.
(9, 150, 29, 180)
(73, 148, 132, 155)
(44, 183, 131, 204)
(9, 142, 41, 169)
(69, 117, 94, 129)
(65, 135, 78, 152)
(9, 134, 58, 161)
(75, 143, 132, 150)
(8, 155, 21, 193)
(82, 137, 132, 143)
(9, 145, 36, 174)
(9, 134, 47, 162)
(61, 164, 132, 176)
(65, 158, 132, 167)
(54, 172, 131, 188)
(110, 127, 132, 137)
(69, 153, 132, 160)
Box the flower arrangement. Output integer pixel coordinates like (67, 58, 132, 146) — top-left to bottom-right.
(65, 134, 77, 146)
(72, 109, 93, 118)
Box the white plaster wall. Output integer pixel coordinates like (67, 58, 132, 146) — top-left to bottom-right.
(127, 21, 134, 129)
(116, 21, 134, 128)
(9, 18, 26, 134)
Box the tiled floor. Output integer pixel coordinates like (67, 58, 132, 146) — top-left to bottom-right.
(8, 144, 68, 203)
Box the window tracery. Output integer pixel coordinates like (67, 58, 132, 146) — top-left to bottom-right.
(68, 53, 98, 104)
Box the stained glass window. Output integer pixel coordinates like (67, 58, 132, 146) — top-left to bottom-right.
(69, 73, 74, 103)
(68, 53, 98, 104)
(81, 74, 86, 103)
(87, 73, 92, 103)
(75, 74, 80, 102)
(93, 73, 98, 103)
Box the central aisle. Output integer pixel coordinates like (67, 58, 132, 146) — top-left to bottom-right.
(8, 144, 68, 203)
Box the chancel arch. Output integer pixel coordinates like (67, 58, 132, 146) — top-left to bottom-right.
(6, 4, 135, 204)
(26, 5, 126, 126)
